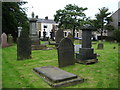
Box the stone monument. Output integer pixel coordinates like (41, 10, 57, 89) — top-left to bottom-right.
(29, 12, 40, 45)
(33, 66, 84, 87)
(76, 24, 98, 64)
(57, 38, 75, 67)
(17, 30, 31, 60)
(29, 12, 47, 50)
(8, 34, 13, 46)
(1, 33, 8, 48)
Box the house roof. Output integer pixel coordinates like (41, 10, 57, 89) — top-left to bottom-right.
(37, 18, 57, 24)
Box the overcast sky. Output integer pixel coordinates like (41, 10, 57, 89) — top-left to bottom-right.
(22, 0, 120, 19)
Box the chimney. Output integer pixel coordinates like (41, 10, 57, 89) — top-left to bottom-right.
(45, 16, 48, 20)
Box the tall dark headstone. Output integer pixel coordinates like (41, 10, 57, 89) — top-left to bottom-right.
(43, 29, 47, 41)
(55, 29, 64, 44)
(17, 30, 31, 60)
(76, 24, 98, 64)
(57, 38, 75, 67)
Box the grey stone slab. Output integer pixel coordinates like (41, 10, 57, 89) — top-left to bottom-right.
(33, 66, 77, 83)
(55, 29, 64, 43)
(33, 66, 84, 87)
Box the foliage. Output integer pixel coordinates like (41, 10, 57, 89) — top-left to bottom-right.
(54, 4, 87, 37)
(2, 2, 29, 41)
(2, 41, 118, 88)
(95, 7, 112, 39)
(114, 30, 120, 43)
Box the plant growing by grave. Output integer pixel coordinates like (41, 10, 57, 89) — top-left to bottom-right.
(54, 4, 87, 37)
(94, 7, 112, 40)
(2, 2, 29, 42)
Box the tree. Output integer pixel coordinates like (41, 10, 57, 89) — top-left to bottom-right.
(95, 7, 112, 40)
(2, 2, 29, 42)
(54, 4, 87, 37)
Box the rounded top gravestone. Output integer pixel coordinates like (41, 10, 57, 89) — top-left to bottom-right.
(80, 24, 96, 31)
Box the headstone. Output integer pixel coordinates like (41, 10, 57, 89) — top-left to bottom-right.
(97, 43, 104, 49)
(67, 33, 74, 43)
(1, 33, 8, 48)
(74, 45, 81, 52)
(43, 29, 47, 41)
(76, 24, 98, 64)
(17, 30, 31, 60)
(57, 38, 75, 67)
(50, 29, 55, 41)
(55, 29, 64, 44)
(8, 34, 13, 46)
(33, 66, 84, 87)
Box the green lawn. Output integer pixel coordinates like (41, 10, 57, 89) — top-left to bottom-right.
(2, 41, 119, 88)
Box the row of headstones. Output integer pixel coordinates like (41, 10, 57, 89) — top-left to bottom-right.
(1, 33, 14, 48)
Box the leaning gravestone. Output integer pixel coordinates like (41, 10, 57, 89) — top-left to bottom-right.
(1, 33, 8, 48)
(8, 34, 13, 46)
(17, 30, 31, 60)
(33, 66, 84, 87)
(57, 38, 75, 67)
(55, 29, 64, 44)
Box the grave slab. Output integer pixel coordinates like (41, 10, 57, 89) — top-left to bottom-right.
(33, 66, 84, 87)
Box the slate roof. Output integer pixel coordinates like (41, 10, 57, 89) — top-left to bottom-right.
(37, 18, 57, 24)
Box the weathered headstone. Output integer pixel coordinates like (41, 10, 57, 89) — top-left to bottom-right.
(67, 33, 74, 43)
(57, 38, 75, 67)
(74, 45, 81, 52)
(8, 34, 13, 46)
(1, 33, 8, 48)
(97, 43, 104, 49)
(17, 30, 31, 60)
(55, 29, 64, 44)
(76, 24, 98, 64)
(33, 66, 84, 87)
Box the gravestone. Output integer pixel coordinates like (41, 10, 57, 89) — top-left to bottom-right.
(1, 33, 8, 48)
(33, 66, 84, 87)
(43, 29, 47, 41)
(17, 30, 31, 60)
(67, 33, 74, 43)
(50, 29, 55, 41)
(74, 45, 81, 52)
(57, 38, 75, 67)
(76, 24, 98, 64)
(97, 43, 104, 49)
(8, 34, 13, 46)
(55, 29, 64, 44)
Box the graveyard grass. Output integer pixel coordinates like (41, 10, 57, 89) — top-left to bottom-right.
(2, 41, 119, 88)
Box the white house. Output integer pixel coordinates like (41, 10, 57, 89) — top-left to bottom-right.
(36, 17, 58, 39)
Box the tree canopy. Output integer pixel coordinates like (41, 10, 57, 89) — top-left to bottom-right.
(2, 2, 29, 41)
(94, 7, 112, 40)
(54, 4, 87, 37)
